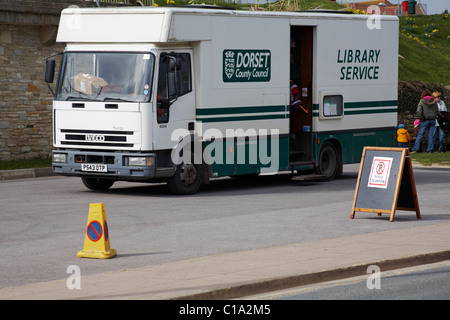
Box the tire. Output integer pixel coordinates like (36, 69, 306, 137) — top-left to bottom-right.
(317, 142, 339, 180)
(81, 177, 114, 191)
(167, 156, 203, 195)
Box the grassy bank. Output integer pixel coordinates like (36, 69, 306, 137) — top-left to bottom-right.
(266, 0, 344, 11)
(410, 152, 450, 166)
(0, 158, 51, 171)
(398, 13, 450, 84)
(155, 0, 345, 11)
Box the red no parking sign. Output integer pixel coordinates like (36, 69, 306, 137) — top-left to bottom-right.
(368, 156, 393, 189)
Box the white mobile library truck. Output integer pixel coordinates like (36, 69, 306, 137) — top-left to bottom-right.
(46, 6, 398, 194)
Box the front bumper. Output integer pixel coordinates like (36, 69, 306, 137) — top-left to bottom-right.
(52, 150, 157, 181)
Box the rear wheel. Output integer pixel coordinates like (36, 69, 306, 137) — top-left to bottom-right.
(317, 142, 339, 180)
(81, 177, 114, 191)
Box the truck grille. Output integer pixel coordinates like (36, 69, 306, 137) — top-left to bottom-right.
(60, 129, 134, 147)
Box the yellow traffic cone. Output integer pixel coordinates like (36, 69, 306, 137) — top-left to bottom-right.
(77, 203, 117, 259)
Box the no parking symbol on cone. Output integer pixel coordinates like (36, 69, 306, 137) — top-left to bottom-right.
(77, 203, 117, 259)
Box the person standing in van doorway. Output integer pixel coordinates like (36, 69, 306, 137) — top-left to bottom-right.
(411, 90, 442, 153)
(432, 91, 447, 152)
(397, 123, 410, 148)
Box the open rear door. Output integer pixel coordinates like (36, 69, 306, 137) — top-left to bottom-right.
(289, 26, 314, 162)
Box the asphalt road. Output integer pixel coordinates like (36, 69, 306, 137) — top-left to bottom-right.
(250, 261, 450, 300)
(1, 163, 449, 289)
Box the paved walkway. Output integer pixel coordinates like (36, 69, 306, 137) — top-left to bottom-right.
(1, 222, 449, 300)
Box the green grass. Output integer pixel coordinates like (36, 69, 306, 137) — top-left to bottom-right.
(153, 0, 249, 9)
(0, 158, 51, 171)
(153, 0, 345, 12)
(399, 14, 450, 84)
(266, 0, 344, 11)
(410, 152, 450, 166)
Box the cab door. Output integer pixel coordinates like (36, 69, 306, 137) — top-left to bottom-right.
(153, 50, 195, 151)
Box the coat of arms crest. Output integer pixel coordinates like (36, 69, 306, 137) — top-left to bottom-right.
(224, 50, 235, 80)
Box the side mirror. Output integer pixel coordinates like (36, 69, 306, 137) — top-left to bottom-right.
(44, 52, 62, 97)
(45, 59, 55, 83)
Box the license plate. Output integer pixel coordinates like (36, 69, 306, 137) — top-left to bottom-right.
(81, 164, 108, 172)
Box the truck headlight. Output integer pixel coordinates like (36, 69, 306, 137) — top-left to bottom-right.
(53, 153, 67, 163)
(127, 156, 152, 167)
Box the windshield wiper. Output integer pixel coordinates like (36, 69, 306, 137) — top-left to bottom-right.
(65, 96, 98, 101)
(103, 97, 135, 103)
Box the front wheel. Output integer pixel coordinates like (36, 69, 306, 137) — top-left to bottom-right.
(81, 177, 114, 191)
(167, 159, 203, 195)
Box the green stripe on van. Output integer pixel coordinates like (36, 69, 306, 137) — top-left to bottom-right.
(196, 105, 288, 123)
(312, 100, 397, 117)
(344, 100, 397, 109)
(198, 114, 288, 123)
(196, 105, 286, 116)
(344, 108, 397, 115)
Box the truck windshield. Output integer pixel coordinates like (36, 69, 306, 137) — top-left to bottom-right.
(56, 52, 155, 102)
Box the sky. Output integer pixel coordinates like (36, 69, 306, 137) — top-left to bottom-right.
(338, 0, 449, 15)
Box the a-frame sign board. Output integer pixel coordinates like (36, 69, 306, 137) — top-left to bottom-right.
(351, 147, 420, 222)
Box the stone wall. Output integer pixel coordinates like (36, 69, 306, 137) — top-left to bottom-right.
(0, 1, 120, 160)
(0, 23, 61, 160)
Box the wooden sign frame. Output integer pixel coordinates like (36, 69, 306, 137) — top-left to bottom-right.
(350, 147, 420, 222)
